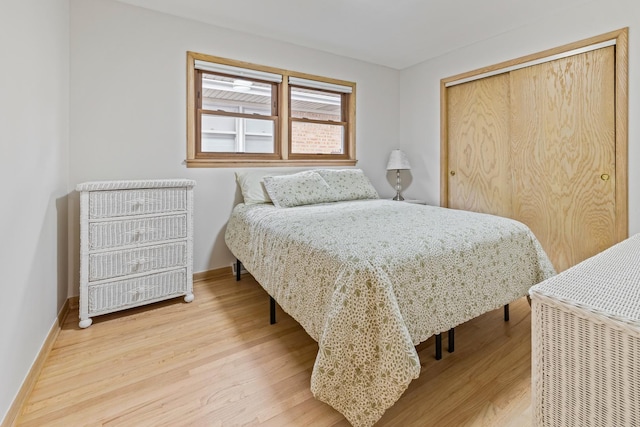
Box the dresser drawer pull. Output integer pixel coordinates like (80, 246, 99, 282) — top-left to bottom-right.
(125, 227, 157, 239)
(125, 197, 161, 207)
(128, 257, 153, 271)
(128, 284, 159, 298)
(125, 198, 146, 207)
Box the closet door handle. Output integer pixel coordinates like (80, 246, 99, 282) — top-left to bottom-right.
(600, 173, 610, 181)
(450, 170, 456, 176)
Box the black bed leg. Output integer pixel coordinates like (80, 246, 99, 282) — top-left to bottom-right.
(270, 296, 276, 325)
(448, 328, 455, 353)
(435, 334, 442, 360)
(235, 259, 242, 281)
(504, 304, 510, 321)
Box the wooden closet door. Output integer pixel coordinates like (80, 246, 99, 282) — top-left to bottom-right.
(509, 46, 616, 272)
(447, 73, 513, 218)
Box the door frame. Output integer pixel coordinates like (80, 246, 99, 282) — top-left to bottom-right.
(440, 28, 629, 243)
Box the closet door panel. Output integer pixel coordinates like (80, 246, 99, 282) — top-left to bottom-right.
(447, 73, 512, 217)
(509, 47, 616, 272)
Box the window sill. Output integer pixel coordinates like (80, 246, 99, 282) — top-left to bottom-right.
(185, 158, 358, 168)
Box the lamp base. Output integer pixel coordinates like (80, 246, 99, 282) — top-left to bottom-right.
(392, 169, 404, 201)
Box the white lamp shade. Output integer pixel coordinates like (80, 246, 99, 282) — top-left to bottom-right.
(386, 149, 411, 170)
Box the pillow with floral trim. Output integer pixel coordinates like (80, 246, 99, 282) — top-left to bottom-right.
(262, 170, 334, 208)
(316, 169, 379, 201)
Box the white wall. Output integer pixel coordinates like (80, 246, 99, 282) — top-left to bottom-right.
(399, 0, 640, 237)
(68, 0, 400, 295)
(0, 0, 69, 423)
(16, 0, 631, 419)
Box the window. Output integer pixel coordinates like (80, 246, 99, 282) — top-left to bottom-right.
(289, 77, 352, 160)
(186, 52, 356, 167)
(200, 74, 277, 155)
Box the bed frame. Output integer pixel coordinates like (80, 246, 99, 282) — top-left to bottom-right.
(235, 258, 510, 360)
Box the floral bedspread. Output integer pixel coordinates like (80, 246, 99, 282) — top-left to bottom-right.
(224, 200, 555, 426)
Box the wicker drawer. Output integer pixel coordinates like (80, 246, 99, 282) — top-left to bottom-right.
(88, 268, 187, 316)
(89, 214, 187, 250)
(89, 241, 187, 281)
(89, 188, 187, 219)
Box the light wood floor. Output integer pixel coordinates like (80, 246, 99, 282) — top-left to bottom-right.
(16, 274, 533, 426)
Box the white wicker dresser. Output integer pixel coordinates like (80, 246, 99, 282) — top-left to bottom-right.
(77, 179, 196, 328)
(530, 233, 640, 427)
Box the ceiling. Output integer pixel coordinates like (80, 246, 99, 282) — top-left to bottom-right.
(115, 0, 594, 69)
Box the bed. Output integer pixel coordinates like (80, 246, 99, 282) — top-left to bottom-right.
(224, 169, 555, 427)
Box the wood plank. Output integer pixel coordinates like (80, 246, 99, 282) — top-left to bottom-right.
(15, 275, 535, 426)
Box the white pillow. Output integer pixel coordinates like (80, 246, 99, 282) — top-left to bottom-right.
(262, 170, 335, 208)
(235, 171, 284, 204)
(316, 169, 379, 201)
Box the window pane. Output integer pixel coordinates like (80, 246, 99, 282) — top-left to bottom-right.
(202, 114, 235, 133)
(201, 114, 236, 152)
(200, 113, 274, 153)
(202, 133, 236, 152)
(290, 87, 341, 121)
(291, 121, 344, 154)
(201, 73, 272, 115)
(245, 117, 272, 135)
(246, 135, 274, 153)
(243, 118, 274, 153)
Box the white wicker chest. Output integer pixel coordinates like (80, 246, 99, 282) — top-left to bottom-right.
(529, 233, 640, 427)
(76, 179, 196, 328)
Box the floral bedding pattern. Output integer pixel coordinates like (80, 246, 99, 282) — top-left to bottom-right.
(224, 200, 555, 426)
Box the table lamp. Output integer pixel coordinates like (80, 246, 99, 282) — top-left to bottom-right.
(386, 149, 411, 201)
